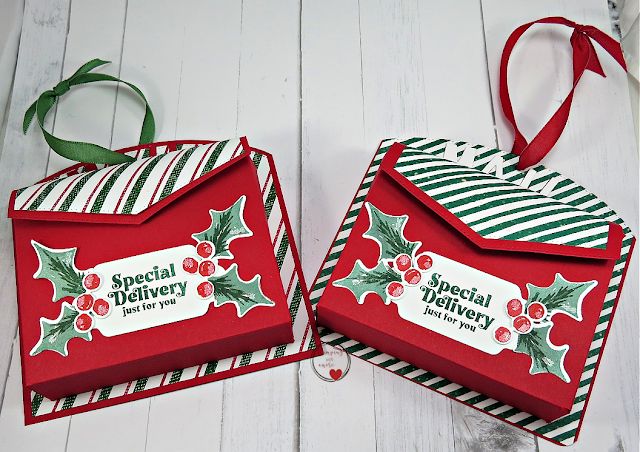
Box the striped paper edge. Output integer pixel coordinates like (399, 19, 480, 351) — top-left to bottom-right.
(14, 140, 240, 215)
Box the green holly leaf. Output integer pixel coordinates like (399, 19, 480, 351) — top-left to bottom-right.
(30, 303, 91, 356)
(192, 196, 252, 259)
(333, 260, 402, 304)
(363, 203, 421, 261)
(514, 324, 570, 382)
(210, 264, 275, 317)
(526, 273, 597, 321)
(32, 241, 85, 302)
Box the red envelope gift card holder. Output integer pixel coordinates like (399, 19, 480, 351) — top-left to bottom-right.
(312, 137, 634, 445)
(10, 61, 321, 424)
(318, 141, 625, 421)
(11, 138, 295, 398)
(10, 138, 321, 424)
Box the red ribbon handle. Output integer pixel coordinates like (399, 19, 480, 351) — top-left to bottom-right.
(500, 17, 627, 170)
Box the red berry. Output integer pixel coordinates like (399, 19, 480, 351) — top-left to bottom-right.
(196, 241, 214, 258)
(183, 257, 198, 273)
(416, 254, 433, 270)
(513, 315, 532, 334)
(395, 254, 412, 272)
(494, 326, 512, 344)
(199, 260, 216, 277)
(403, 268, 421, 285)
(506, 299, 523, 317)
(83, 273, 101, 291)
(75, 313, 93, 332)
(197, 281, 214, 299)
(527, 302, 547, 320)
(386, 281, 404, 298)
(75, 294, 94, 311)
(92, 298, 111, 318)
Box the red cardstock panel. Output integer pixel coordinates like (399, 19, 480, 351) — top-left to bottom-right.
(12, 152, 293, 400)
(16, 142, 322, 425)
(318, 144, 623, 421)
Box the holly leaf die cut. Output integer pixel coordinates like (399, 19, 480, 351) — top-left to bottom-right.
(511, 274, 597, 382)
(526, 273, 597, 321)
(514, 323, 570, 382)
(332, 203, 421, 305)
(30, 303, 91, 356)
(209, 264, 275, 316)
(192, 195, 252, 259)
(334, 260, 402, 305)
(32, 241, 85, 301)
(363, 203, 421, 261)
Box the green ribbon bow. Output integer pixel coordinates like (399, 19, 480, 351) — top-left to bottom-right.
(23, 59, 155, 165)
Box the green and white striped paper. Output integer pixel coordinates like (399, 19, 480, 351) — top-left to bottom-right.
(395, 150, 610, 249)
(310, 137, 633, 446)
(27, 141, 318, 422)
(14, 140, 242, 214)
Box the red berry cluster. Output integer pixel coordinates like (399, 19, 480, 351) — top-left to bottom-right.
(183, 241, 216, 299)
(385, 252, 433, 299)
(493, 299, 547, 344)
(73, 272, 111, 333)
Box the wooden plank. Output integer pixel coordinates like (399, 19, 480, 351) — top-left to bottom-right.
(299, 1, 377, 451)
(0, 341, 69, 451)
(0, 0, 24, 140)
(145, 382, 225, 452)
(0, 0, 71, 448)
(0, 0, 70, 403)
(219, 1, 300, 450)
(45, 0, 127, 174)
(482, 0, 638, 450)
(418, 0, 497, 145)
(235, 0, 302, 226)
(359, 0, 428, 143)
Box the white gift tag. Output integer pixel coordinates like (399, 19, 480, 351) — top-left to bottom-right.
(92, 245, 221, 336)
(392, 252, 522, 354)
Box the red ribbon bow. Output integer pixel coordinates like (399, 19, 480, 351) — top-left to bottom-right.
(499, 17, 627, 170)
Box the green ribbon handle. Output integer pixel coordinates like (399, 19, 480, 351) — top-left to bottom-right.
(23, 59, 155, 165)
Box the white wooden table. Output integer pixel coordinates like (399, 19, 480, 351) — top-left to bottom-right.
(0, 1, 637, 451)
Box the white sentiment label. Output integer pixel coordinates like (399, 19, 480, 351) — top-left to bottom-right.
(28, 196, 279, 358)
(91, 245, 220, 336)
(392, 252, 521, 355)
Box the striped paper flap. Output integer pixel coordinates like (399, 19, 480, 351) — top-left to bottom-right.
(12, 139, 243, 215)
(394, 148, 611, 250)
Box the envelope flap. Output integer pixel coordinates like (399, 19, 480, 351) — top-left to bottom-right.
(382, 143, 622, 260)
(9, 139, 247, 224)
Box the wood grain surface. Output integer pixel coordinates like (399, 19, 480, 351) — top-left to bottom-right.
(0, 0, 636, 451)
